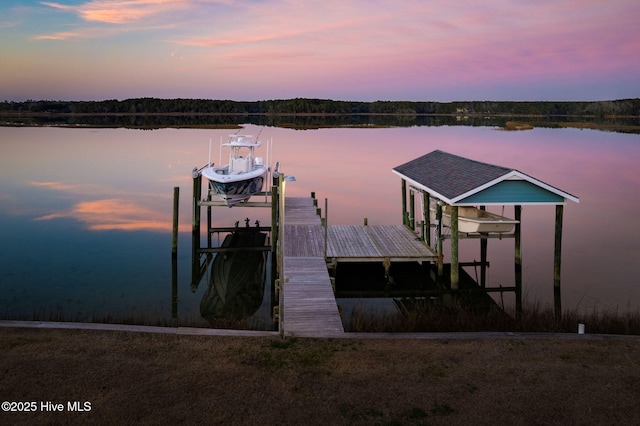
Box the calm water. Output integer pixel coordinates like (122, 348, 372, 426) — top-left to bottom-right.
(1, 125, 639, 328)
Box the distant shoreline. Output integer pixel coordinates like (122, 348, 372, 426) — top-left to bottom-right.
(2, 111, 639, 133)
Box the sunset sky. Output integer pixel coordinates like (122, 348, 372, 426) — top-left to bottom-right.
(1, 0, 639, 102)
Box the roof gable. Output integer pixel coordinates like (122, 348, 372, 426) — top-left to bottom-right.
(392, 150, 578, 205)
(458, 180, 566, 204)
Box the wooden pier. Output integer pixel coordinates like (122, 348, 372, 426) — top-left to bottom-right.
(280, 197, 341, 337)
(191, 170, 438, 337)
(279, 197, 437, 337)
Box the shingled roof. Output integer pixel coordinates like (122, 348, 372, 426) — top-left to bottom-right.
(392, 150, 578, 205)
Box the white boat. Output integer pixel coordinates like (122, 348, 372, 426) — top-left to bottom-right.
(202, 135, 268, 207)
(438, 205, 518, 233)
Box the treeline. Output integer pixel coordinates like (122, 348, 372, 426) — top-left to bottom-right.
(2, 97, 640, 117)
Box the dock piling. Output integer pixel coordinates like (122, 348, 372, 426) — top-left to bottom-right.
(172, 186, 179, 319)
(554, 205, 564, 318)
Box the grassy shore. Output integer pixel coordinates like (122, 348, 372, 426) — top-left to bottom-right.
(1, 326, 640, 425)
(346, 302, 640, 335)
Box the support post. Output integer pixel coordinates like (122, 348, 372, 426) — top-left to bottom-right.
(172, 187, 179, 319)
(424, 192, 431, 245)
(553, 204, 564, 319)
(324, 198, 328, 259)
(409, 190, 415, 230)
(191, 169, 202, 289)
(278, 173, 286, 337)
(401, 179, 407, 226)
(172, 187, 179, 256)
(206, 197, 212, 250)
(479, 206, 487, 289)
(191, 168, 202, 232)
(514, 205, 522, 315)
(270, 172, 279, 287)
(436, 203, 443, 278)
(450, 205, 459, 290)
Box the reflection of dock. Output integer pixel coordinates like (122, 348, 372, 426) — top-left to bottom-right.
(280, 197, 437, 337)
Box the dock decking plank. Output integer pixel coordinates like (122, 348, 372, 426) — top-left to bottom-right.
(283, 198, 437, 261)
(280, 196, 436, 337)
(281, 257, 344, 337)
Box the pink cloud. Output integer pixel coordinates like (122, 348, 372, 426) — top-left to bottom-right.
(33, 31, 81, 40)
(7, 0, 636, 100)
(41, 0, 189, 24)
(29, 181, 180, 232)
(35, 198, 179, 232)
(30, 181, 80, 191)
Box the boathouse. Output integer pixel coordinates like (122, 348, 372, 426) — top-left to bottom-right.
(392, 150, 579, 316)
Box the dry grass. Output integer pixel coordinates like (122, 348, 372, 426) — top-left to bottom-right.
(500, 120, 640, 133)
(502, 121, 534, 130)
(2, 327, 640, 425)
(346, 300, 640, 335)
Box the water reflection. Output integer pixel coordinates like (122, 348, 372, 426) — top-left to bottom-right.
(0, 125, 639, 327)
(199, 223, 268, 323)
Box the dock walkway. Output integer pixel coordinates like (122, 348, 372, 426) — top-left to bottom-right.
(280, 197, 437, 337)
(281, 197, 343, 337)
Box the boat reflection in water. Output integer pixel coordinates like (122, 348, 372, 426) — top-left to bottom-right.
(200, 219, 268, 322)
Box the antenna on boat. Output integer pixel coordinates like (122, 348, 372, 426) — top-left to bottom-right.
(219, 136, 223, 165)
(208, 138, 212, 167)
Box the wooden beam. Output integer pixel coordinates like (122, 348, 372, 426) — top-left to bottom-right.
(439, 233, 516, 240)
(209, 226, 273, 233)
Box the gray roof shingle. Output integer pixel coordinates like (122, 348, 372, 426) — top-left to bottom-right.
(393, 150, 513, 199)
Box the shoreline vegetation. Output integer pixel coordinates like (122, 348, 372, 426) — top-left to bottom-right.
(2, 97, 640, 132)
(9, 300, 640, 335)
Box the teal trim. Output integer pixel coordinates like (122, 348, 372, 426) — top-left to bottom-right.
(458, 180, 565, 204)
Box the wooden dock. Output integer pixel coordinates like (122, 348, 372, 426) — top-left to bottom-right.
(280, 197, 437, 337)
(281, 197, 343, 337)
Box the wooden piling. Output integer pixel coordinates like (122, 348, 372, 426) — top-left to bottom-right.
(278, 173, 285, 337)
(191, 169, 202, 289)
(436, 203, 443, 277)
(409, 190, 415, 230)
(479, 206, 487, 289)
(324, 198, 328, 259)
(270, 171, 280, 293)
(401, 179, 407, 226)
(514, 205, 522, 315)
(450, 205, 459, 290)
(554, 204, 564, 318)
(172, 187, 179, 255)
(172, 186, 179, 319)
(423, 192, 430, 245)
(191, 168, 202, 231)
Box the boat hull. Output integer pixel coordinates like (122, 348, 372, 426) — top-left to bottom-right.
(205, 173, 265, 207)
(438, 206, 518, 233)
